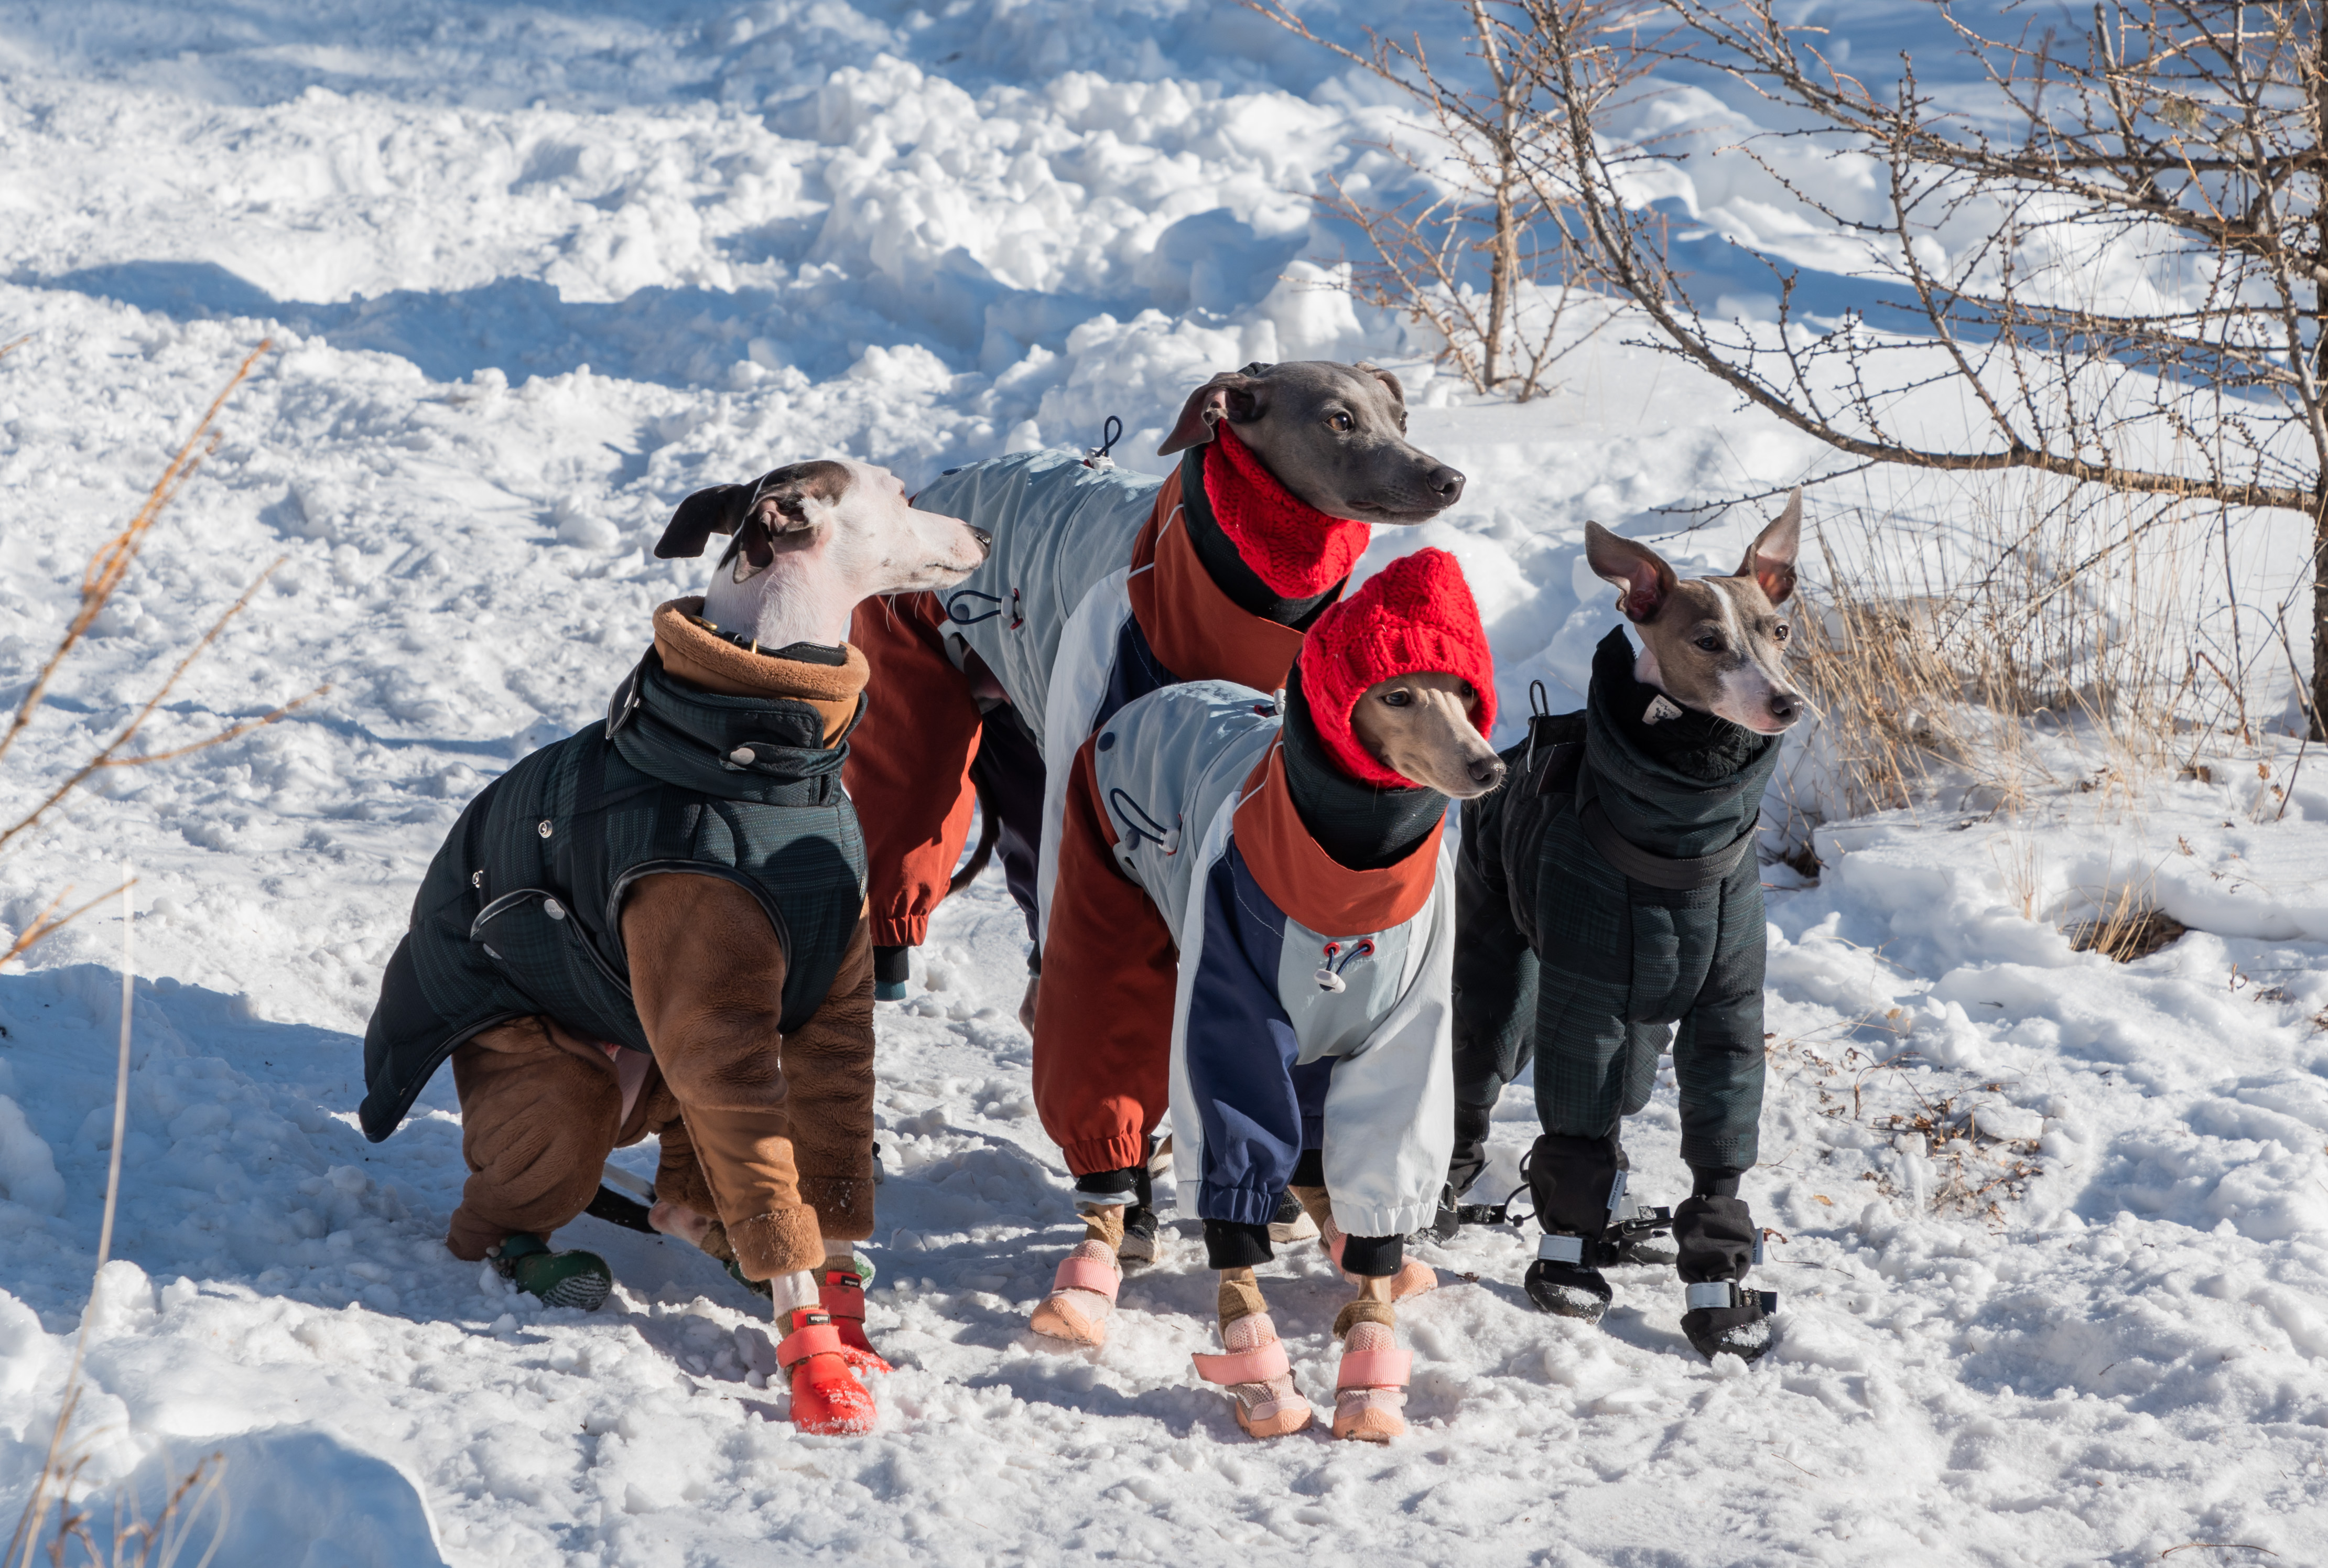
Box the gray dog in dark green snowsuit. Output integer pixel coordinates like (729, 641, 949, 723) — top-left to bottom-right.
(1451, 500, 1803, 1361)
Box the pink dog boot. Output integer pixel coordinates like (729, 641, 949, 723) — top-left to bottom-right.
(1192, 1313, 1313, 1439)
(1029, 1241, 1120, 1346)
(1323, 1226, 1439, 1302)
(1330, 1321, 1412, 1443)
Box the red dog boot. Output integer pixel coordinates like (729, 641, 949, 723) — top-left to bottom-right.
(778, 1307, 878, 1435)
(818, 1264, 893, 1374)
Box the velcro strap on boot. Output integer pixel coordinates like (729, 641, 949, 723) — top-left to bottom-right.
(819, 1269, 866, 1323)
(1537, 1234, 1586, 1264)
(1685, 1281, 1778, 1313)
(1052, 1255, 1121, 1300)
(777, 1320, 847, 1369)
(1192, 1339, 1290, 1386)
(1335, 1348, 1412, 1390)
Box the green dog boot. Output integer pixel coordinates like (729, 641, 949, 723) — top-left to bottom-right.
(491, 1233, 613, 1311)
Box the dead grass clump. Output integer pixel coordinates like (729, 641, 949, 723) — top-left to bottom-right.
(2068, 907, 2187, 963)
(1781, 472, 2259, 839)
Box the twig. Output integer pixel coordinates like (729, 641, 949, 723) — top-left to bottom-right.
(6, 869, 136, 1568)
(0, 339, 271, 772)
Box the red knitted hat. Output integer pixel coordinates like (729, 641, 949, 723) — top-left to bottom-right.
(1298, 547, 1497, 788)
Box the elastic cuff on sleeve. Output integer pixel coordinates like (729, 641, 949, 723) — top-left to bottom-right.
(1690, 1166, 1745, 1200)
(1202, 1218, 1274, 1272)
(1337, 1232, 1404, 1278)
(1074, 1166, 1140, 1201)
(873, 945, 911, 986)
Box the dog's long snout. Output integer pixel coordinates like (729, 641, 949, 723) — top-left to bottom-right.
(1425, 465, 1466, 504)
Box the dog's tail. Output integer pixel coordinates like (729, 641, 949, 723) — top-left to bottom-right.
(948, 782, 1002, 896)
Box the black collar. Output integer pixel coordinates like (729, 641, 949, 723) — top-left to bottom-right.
(685, 614, 849, 666)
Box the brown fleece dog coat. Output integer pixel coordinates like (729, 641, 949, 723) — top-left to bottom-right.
(444, 607, 877, 1281)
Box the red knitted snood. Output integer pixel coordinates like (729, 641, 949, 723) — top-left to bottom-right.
(1200, 421, 1372, 598)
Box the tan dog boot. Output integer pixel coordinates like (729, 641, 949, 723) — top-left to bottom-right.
(1329, 1296, 1410, 1443)
(1030, 1203, 1123, 1346)
(1192, 1272, 1312, 1439)
(1293, 1185, 1438, 1301)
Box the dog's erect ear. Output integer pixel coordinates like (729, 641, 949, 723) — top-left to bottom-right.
(1735, 488, 1802, 607)
(655, 483, 751, 559)
(1357, 362, 1405, 406)
(1156, 371, 1271, 455)
(1586, 521, 1678, 623)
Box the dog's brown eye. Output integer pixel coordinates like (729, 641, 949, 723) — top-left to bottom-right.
(1695, 635, 1721, 653)
(1330, 412, 1353, 432)
(1775, 623, 1790, 641)
(1382, 689, 1412, 707)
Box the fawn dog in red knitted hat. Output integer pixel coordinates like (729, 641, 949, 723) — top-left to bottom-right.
(1027, 546, 1503, 1442)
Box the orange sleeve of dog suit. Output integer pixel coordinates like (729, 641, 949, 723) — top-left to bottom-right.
(1032, 739, 1178, 1176)
(622, 872, 871, 1280)
(844, 591, 982, 949)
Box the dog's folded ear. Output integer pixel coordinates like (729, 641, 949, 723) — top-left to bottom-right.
(655, 483, 752, 559)
(1157, 370, 1271, 455)
(1585, 521, 1678, 623)
(1356, 362, 1405, 406)
(1735, 488, 1802, 606)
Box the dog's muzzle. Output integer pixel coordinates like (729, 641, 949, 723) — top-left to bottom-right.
(969, 526, 993, 560)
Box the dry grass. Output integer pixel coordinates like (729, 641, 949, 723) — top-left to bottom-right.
(1785, 476, 2222, 827)
(0, 340, 323, 964)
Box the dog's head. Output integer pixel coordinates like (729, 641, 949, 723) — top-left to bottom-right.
(657, 458, 991, 605)
(1156, 361, 1466, 524)
(1348, 671, 1506, 799)
(1584, 491, 1804, 735)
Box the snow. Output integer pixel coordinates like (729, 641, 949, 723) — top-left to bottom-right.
(4, 3, 2328, 1564)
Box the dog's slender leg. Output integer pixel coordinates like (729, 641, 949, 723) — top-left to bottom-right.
(1028, 1202, 1124, 1346)
(1194, 1268, 1311, 1439)
(1294, 1184, 1437, 1302)
(1331, 1274, 1410, 1443)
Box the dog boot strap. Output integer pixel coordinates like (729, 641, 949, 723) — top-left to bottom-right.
(776, 1317, 848, 1369)
(818, 1269, 867, 1323)
(1192, 1339, 1291, 1386)
(1051, 1255, 1121, 1300)
(1334, 1347, 1412, 1391)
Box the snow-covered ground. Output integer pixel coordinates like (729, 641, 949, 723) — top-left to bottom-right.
(5, 4, 2328, 1563)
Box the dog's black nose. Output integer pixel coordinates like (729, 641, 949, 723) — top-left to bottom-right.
(1469, 754, 1507, 788)
(1769, 690, 1801, 724)
(1426, 466, 1466, 503)
(969, 526, 993, 558)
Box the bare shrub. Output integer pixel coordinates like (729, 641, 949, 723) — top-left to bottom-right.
(1539, 0, 2328, 731)
(1242, 0, 1648, 397)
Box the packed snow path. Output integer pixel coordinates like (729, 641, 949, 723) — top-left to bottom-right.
(5, 4, 2328, 1564)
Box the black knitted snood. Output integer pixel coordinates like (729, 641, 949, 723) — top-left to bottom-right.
(1279, 665, 1448, 871)
(1601, 640, 1764, 783)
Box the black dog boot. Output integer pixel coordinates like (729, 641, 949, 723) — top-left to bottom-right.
(1673, 1185, 1777, 1362)
(1520, 1131, 1626, 1322)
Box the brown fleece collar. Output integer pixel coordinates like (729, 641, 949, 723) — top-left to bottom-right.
(653, 598, 869, 745)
